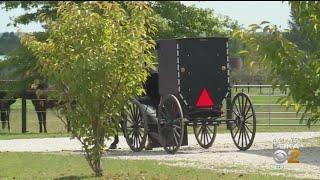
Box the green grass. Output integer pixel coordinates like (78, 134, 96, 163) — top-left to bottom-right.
(0, 132, 69, 140)
(0, 152, 289, 180)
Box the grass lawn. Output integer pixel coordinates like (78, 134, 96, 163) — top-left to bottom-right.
(0, 132, 69, 140)
(0, 152, 290, 180)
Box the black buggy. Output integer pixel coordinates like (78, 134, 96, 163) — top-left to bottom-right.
(121, 37, 256, 154)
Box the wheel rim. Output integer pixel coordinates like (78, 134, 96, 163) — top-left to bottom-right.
(193, 120, 217, 149)
(158, 95, 184, 154)
(123, 100, 147, 152)
(230, 92, 256, 151)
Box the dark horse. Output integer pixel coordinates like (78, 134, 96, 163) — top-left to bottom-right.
(23, 83, 72, 133)
(0, 91, 16, 130)
(24, 89, 60, 133)
(0, 85, 70, 133)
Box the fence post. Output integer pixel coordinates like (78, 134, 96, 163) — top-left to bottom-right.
(259, 82, 262, 94)
(247, 82, 250, 93)
(21, 96, 27, 133)
(284, 86, 287, 95)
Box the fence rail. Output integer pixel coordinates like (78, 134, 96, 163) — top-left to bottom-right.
(0, 83, 317, 133)
(231, 84, 315, 126)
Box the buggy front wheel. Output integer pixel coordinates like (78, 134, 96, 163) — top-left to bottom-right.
(122, 99, 148, 152)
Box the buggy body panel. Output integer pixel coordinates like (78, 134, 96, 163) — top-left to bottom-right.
(157, 37, 229, 117)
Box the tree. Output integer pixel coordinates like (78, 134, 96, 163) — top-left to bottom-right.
(232, 1, 320, 125)
(150, 1, 242, 56)
(0, 32, 48, 98)
(22, 1, 156, 176)
(0, 32, 20, 55)
(150, 1, 236, 38)
(0, 1, 59, 27)
(0, 1, 243, 56)
(284, 9, 318, 53)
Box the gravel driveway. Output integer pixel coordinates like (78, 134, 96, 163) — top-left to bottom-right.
(1, 132, 320, 179)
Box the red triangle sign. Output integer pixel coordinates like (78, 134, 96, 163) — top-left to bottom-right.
(195, 88, 214, 108)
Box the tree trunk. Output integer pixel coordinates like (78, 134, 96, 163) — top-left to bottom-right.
(91, 118, 105, 177)
(94, 157, 102, 177)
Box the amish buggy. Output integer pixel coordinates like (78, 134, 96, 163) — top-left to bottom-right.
(120, 37, 257, 154)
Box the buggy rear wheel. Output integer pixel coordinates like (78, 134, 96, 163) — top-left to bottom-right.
(230, 92, 256, 151)
(157, 94, 184, 154)
(123, 99, 147, 152)
(193, 121, 217, 149)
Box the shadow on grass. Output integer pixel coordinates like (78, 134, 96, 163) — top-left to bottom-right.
(54, 175, 92, 180)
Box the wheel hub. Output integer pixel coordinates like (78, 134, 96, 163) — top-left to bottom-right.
(236, 115, 245, 127)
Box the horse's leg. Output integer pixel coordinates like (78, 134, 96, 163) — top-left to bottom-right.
(43, 110, 47, 133)
(109, 134, 119, 149)
(6, 108, 10, 131)
(38, 112, 43, 133)
(66, 118, 71, 132)
(1, 112, 5, 129)
(33, 101, 43, 133)
(109, 124, 120, 149)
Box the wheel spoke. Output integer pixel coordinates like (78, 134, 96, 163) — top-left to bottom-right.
(173, 117, 183, 124)
(173, 128, 181, 140)
(173, 124, 182, 130)
(200, 128, 204, 143)
(127, 128, 134, 137)
(134, 134, 139, 148)
(205, 131, 210, 144)
(237, 97, 242, 114)
(243, 126, 251, 143)
(244, 104, 252, 117)
(232, 126, 240, 138)
(237, 127, 242, 145)
(234, 102, 241, 115)
(129, 105, 135, 119)
(127, 117, 133, 124)
(232, 109, 240, 117)
(196, 125, 202, 138)
(243, 126, 248, 147)
(138, 131, 143, 140)
(132, 133, 136, 147)
(207, 129, 213, 140)
(207, 126, 214, 134)
(244, 124, 253, 134)
(241, 126, 244, 147)
(243, 97, 248, 115)
(138, 127, 144, 134)
(173, 131, 179, 145)
(134, 133, 138, 148)
(244, 114, 253, 121)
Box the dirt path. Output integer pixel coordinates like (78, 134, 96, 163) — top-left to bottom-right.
(1, 132, 320, 179)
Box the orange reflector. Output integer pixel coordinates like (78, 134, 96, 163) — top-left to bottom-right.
(195, 88, 214, 108)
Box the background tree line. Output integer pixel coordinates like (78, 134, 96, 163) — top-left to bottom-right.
(0, 32, 20, 55)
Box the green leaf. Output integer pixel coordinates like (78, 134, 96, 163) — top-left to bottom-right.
(238, 50, 249, 55)
(260, 21, 270, 25)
